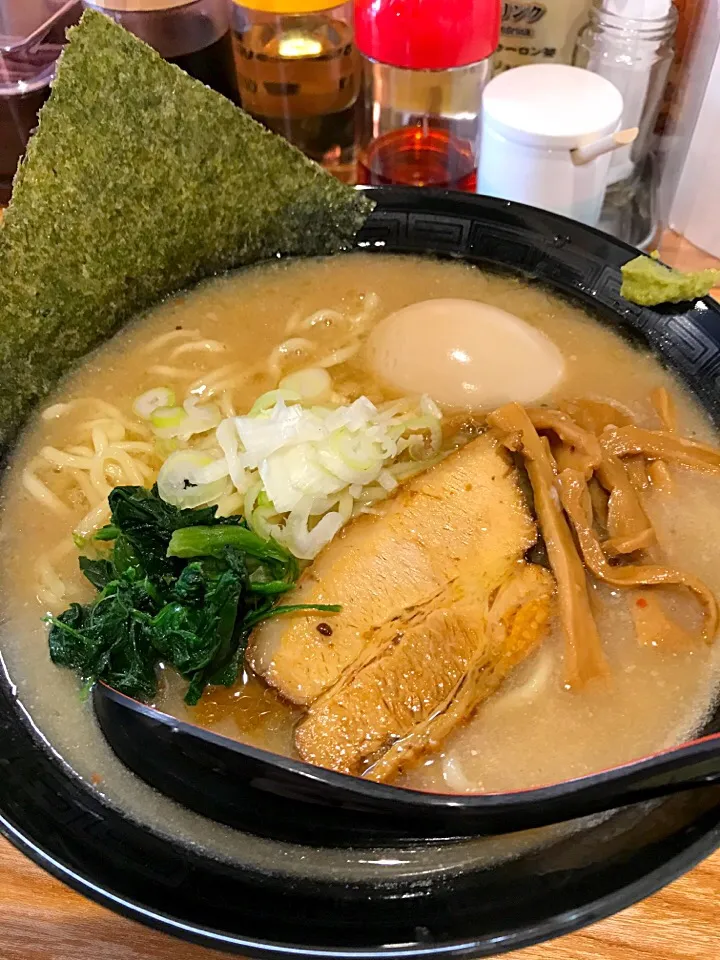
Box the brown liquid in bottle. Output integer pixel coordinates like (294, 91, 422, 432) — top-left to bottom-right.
(232, 14, 360, 178)
(86, 3, 239, 104)
(0, 86, 49, 204)
(166, 21, 239, 103)
(358, 127, 477, 191)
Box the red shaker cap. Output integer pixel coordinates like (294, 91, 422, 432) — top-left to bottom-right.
(354, 0, 500, 71)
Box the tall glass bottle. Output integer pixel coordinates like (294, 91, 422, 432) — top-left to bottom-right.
(230, 1, 360, 181)
(574, 0, 677, 186)
(82, 1, 238, 103)
(573, 0, 677, 244)
(354, 0, 499, 192)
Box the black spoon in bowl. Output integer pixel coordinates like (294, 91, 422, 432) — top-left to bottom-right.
(93, 682, 720, 844)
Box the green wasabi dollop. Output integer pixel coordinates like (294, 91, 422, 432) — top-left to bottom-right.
(621, 255, 720, 307)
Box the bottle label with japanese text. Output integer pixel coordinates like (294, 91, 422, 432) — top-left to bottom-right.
(494, 0, 592, 72)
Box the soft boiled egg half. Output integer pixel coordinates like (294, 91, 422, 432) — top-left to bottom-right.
(367, 298, 565, 410)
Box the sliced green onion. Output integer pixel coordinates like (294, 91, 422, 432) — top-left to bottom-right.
(133, 387, 176, 420)
(251, 497, 283, 541)
(279, 367, 332, 403)
(377, 469, 398, 492)
(150, 405, 186, 430)
(420, 394, 443, 420)
(243, 479, 263, 529)
(327, 428, 385, 474)
(153, 384, 445, 562)
(249, 389, 301, 416)
(182, 398, 222, 431)
(157, 450, 230, 509)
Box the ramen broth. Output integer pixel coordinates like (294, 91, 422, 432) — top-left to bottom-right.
(2, 252, 720, 811)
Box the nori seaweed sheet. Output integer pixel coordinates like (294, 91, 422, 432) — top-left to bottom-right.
(0, 10, 373, 448)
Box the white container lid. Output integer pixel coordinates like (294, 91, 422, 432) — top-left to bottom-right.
(482, 64, 624, 149)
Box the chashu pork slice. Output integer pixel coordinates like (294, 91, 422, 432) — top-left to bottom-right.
(248, 434, 536, 705)
(296, 563, 554, 781)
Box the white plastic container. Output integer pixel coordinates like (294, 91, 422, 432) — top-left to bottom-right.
(477, 64, 624, 226)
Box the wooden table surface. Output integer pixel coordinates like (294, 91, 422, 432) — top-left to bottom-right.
(3, 834, 720, 960)
(3, 231, 720, 960)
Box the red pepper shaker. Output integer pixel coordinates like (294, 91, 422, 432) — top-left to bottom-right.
(354, 0, 500, 191)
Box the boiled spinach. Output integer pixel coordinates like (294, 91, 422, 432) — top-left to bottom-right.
(47, 486, 339, 705)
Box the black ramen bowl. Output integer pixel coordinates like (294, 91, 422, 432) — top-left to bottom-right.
(3, 187, 720, 959)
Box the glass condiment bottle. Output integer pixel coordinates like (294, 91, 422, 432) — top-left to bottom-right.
(574, 0, 676, 246)
(1, 0, 80, 205)
(82, 1, 238, 103)
(354, 0, 500, 192)
(574, 0, 677, 187)
(230, 1, 360, 181)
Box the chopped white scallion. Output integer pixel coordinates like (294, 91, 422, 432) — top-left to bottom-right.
(377, 469, 399, 492)
(148, 399, 221, 441)
(133, 387, 176, 420)
(151, 389, 444, 559)
(150, 405, 186, 430)
(281, 496, 346, 560)
(249, 388, 301, 416)
(279, 367, 333, 403)
(157, 450, 231, 509)
(259, 444, 344, 513)
(420, 394, 443, 420)
(216, 417, 251, 493)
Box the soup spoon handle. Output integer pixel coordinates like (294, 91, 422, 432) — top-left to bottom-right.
(93, 683, 720, 842)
